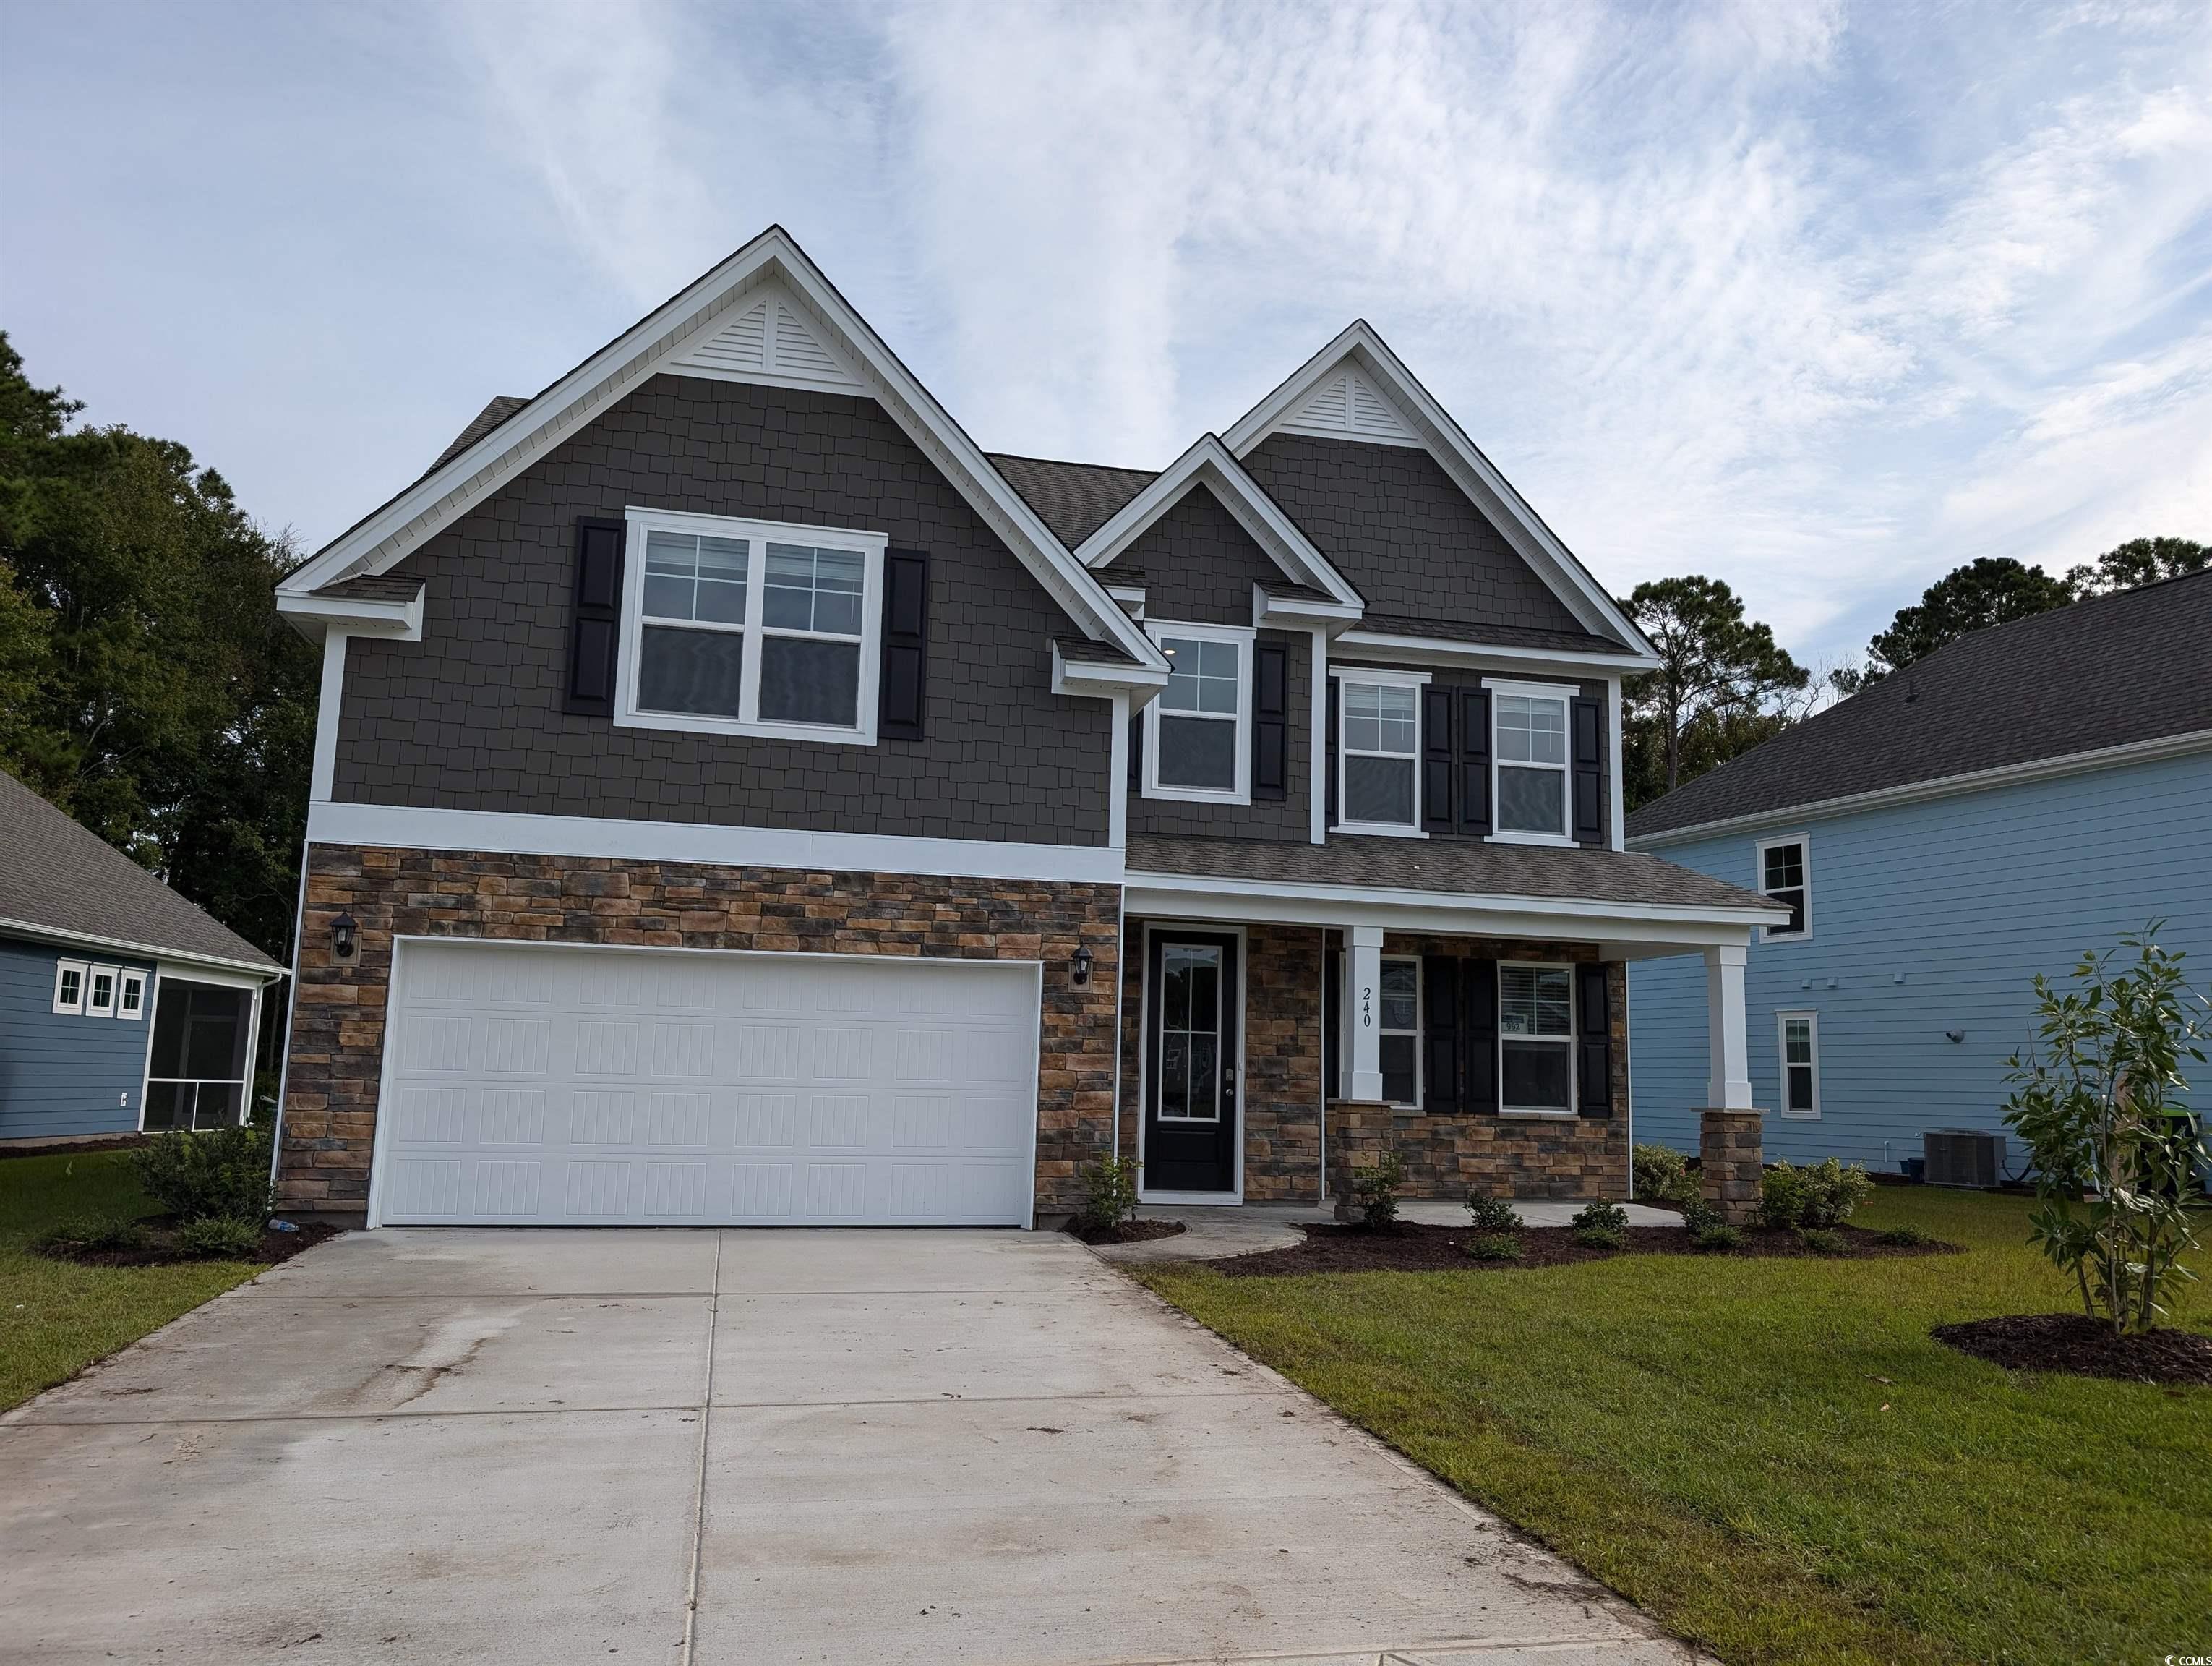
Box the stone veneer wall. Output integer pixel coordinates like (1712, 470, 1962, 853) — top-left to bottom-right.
(278, 845, 1122, 1221)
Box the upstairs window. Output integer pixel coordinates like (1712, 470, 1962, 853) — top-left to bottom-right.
(1499, 962, 1574, 1114)
(621, 509, 883, 744)
(1488, 681, 1573, 842)
(1338, 675, 1423, 832)
(1144, 623, 1251, 802)
(1758, 837, 1810, 939)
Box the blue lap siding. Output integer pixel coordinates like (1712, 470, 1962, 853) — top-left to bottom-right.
(0, 936, 155, 1140)
(1627, 749, 2211, 1174)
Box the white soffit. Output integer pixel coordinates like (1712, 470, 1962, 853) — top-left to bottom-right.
(1278, 365, 1420, 446)
(666, 284, 863, 393)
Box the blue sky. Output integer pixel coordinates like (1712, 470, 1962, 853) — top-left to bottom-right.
(3, 1, 2207, 670)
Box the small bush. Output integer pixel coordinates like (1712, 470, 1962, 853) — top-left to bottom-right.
(36, 1214, 150, 1255)
(1573, 1225, 1626, 1251)
(1679, 1196, 1723, 1236)
(1878, 1224, 1932, 1247)
(1633, 1142, 1693, 1205)
(1692, 1223, 1744, 1253)
(1796, 1227, 1847, 1255)
(133, 1126, 273, 1224)
(1572, 1198, 1630, 1236)
(1076, 1155, 1141, 1234)
(1757, 1158, 1875, 1231)
(1464, 1189, 1521, 1233)
(1466, 1232, 1523, 1262)
(1353, 1151, 1407, 1230)
(175, 1216, 268, 1260)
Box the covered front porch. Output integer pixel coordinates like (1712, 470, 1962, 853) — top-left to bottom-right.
(1114, 834, 1786, 1208)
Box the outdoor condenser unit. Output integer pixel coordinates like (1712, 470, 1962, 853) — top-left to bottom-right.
(1923, 1129, 2005, 1189)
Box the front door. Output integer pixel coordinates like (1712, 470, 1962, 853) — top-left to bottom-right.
(1144, 931, 1240, 1195)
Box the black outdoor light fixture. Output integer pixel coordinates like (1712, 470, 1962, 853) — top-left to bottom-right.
(331, 910, 359, 964)
(1071, 944, 1094, 989)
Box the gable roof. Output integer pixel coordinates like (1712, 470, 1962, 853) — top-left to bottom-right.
(987, 453, 1155, 547)
(0, 770, 281, 975)
(278, 228, 1162, 675)
(1629, 568, 2212, 842)
(1222, 321, 1651, 654)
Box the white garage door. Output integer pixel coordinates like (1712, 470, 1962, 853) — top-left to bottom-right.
(372, 940, 1042, 1227)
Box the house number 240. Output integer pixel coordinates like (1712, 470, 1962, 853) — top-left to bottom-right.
(1359, 985, 1373, 1028)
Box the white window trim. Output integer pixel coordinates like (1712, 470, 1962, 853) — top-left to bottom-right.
(1332, 665, 1431, 837)
(1497, 959, 1578, 1118)
(1143, 621, 1255, 805)
(52, 959, 87, 1015)
(1777, 1009, 1822, 1119)
(117, 968, 147, 1021)
(85, 964, 121, 1019)
(1755, 834, 1813, 942)
(615, 505, 886, 746)
(1483, 676, 1579, 847)
(1380, 952, 1422, 1108)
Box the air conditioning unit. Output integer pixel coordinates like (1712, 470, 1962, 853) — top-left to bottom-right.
(1924, 1129, 2005, 1189)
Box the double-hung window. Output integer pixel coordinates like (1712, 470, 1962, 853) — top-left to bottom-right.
(1499, 962, 1574, 1114)
(1144, 623, 1251, 801)
(1337, 671, 1426, 832)
(1778, 1011, 1820, 1118)
(1757, 837, 1810, 939)
(622, 509, 883, 743)
(1486, 680, 1574, 842)
(1379, 957, 1420, 1105)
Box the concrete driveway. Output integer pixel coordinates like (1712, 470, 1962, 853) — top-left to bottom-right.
(1, 1229, 1699, 1665)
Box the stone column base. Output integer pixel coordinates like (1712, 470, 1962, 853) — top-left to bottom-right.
(1327, 1100, 1397, 1223)
(1699, 1109, 1764, 1226)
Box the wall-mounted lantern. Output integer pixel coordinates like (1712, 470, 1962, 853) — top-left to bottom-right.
(331, 910, 359, 965)
(1071, 944, 1094, 990)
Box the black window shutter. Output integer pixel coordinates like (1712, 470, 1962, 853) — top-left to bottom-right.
(1421, 686, 1454, 834)
(565, 516, 627, 716)
(1324, 674, 1339, 826)
(1457, 688, 1491, 837)
(878, 549, 929, 740)
(1128, 712, 1143, 790)
(1463, 957, 1499, 1113)
(1577, 962, 1613, 1114)
(1253, 641, 1288, 800)
(1572, 696, 1604, 843)
(1324, 944, 1342, 1100)
(1421, 955, 1460, 1113)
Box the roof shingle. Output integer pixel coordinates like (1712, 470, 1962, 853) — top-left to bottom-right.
(987, 453, 1156, 548)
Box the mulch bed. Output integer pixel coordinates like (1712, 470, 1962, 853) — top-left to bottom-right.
(1066, 1218, 1188, 1246)
(35, 1218, 341, 1269)
(0, 1135, 153, 1163)
(1932, 1312, 2212, 1387)
(1209, 1220, 1958, 1277)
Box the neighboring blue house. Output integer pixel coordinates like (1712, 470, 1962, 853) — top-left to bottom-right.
(1625, 569, 2211, 1177)
(0, 768, 285, 1142)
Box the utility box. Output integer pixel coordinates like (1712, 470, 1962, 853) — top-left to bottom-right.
(1924, 1129, 2005, 1189)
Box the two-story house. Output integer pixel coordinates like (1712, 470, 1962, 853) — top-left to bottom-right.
(270, 227, 1783, 1229)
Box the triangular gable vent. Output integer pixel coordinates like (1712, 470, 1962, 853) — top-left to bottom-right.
(668, 283, 862, 394)
(1278, 366, 1419, 445)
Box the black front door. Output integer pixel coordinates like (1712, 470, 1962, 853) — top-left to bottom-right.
(1144, 931, 1240, 1194)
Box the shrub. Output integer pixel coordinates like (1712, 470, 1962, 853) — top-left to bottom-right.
(1691, 1223, 1743, 1253)
(1757, 1158, 1875, 1231)
(1573, 1225, 1626, 1251)
(1464, 1189, 1521, 1234)
(1678, 1195, 1723, 1236)
(1572, 1198, 1630, 1236)
(175, 1216, 268, 1260)
(1466, 1232, 1523, 1262)
(1076, 1155, 1141, 1234)
(133, 1126, 273, 1224)
(1633, 1142, 1693, 1206)
(36, 1214, 150, 1255)
(1877, 1224, 1932, 1247)
(1353, 1151, 1406, 1230)
(1796, 1227, 1847, 1255)
(2004, 923, 2211, 1335)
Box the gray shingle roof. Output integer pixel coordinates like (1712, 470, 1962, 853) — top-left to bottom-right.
(987, 453, 1156, 548)
(1126, 832, 1775, 913)
(430, 396, 532, 474)
(311, 573, 425, 602)
(1053, 635, 1145, 667)
(0, 770, 281, 971)
(1629, 568, 2212, 841)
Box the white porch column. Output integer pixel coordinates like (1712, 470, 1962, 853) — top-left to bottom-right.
(1347, 924, 1385, 1101)
(1705, 941, 1754, 1109)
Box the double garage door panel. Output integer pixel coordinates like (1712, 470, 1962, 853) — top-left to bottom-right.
(377, 941, 1039, 1226)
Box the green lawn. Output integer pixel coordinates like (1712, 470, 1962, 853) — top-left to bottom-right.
(1136, 1188, 2212, 1666)
(0, 1149, 265, 1412)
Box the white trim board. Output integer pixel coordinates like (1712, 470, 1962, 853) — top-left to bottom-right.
(1332, 628, 1655, 677)
(306, 800, 1128, 886)
(1627, 727, 2212, 849)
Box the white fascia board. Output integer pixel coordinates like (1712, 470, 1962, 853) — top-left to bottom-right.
(307, 801, 1128, 887)
(1077, 435, 1363, 610)
(1223, 322, 1653, 654)
(1120, 875, 1783, 943)
(1333, 628, 1655, 677)
(0, 915, 283, 982)
(1051, 642, 1171, 700)
(275, 588, 424, 644)
(1627, 727, 2212, 850)
(1252, 584, 1363, 631)
(278, 228, 1162, 673)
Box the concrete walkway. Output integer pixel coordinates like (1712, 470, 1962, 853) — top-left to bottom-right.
(1097, 1199, 1686, 1264)
(2, 1227, 1700, 1665)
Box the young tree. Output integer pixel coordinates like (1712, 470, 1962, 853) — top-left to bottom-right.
(2066, 535, 2208, 596)
(1622, 576, 1806, 801)
(1859, 556, 2073, 680)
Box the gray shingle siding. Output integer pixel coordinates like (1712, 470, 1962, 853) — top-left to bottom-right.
(1243, 432, 1589, 634)
(1105, 483, 1281, 626)
(335, 375, 1113, 846)
(1129, 628, 1311, 841)
(0, 937, 154, 1139)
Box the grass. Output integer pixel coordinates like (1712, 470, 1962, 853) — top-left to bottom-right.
(0, 1149, 265, 1412)
(1136, 1187, 2212, 1666)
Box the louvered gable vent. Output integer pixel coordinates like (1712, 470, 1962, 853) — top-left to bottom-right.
(1279, 366, 1419, 445)
(669, 283, 863, 393)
